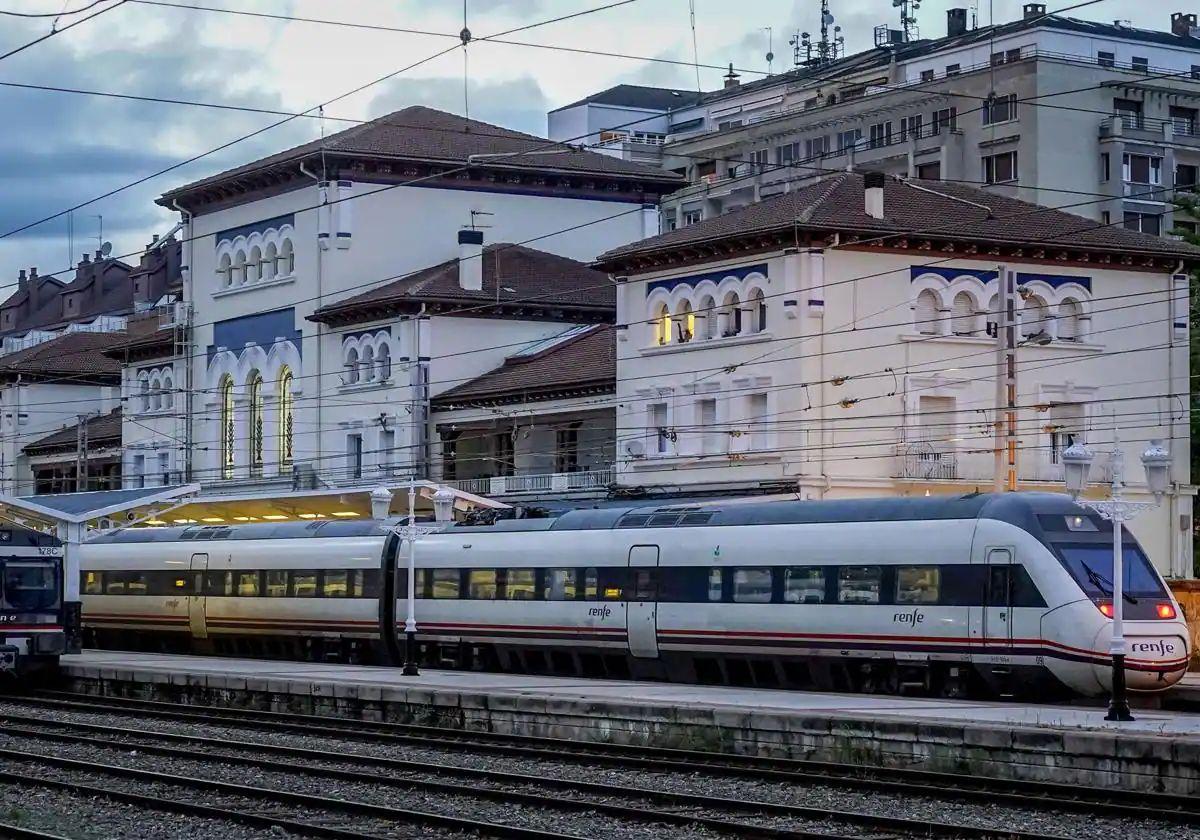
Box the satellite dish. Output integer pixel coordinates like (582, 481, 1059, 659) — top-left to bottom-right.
(766, 50, 775, 63)
(100, 241, 113, 257)
(625, 440, 646, 459)
(822, 12, 834, 24)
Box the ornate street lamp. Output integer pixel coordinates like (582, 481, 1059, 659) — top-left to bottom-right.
(1062, 431, 1171, 721)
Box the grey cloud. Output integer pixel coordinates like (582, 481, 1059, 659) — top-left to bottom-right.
(368, 74, 550, 136)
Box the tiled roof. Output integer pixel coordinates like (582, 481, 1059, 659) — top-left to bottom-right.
(0, 331, 126, 381)
(309, 243, 615, 325)
(101, 311, 175, 359)
(0, 258, 135, 337)
(597, 173, 1200, 263)
(433, 325, 614, 407)
(161, 106, 680, 203)
(24, 407, 122, 455)
(550, 84, 702, 114)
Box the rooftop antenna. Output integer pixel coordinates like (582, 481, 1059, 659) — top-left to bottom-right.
(894, 0, 921, 42)
(818, 0, 834, 64)
(764, 26, 774, 74)
(91, 214, 103, 252)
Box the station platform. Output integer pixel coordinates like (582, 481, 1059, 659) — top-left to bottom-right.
(53, 651, 1200, 793)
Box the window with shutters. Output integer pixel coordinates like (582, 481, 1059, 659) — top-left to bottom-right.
(1049, 403, 1086, 464)
(986, 294, 1000, 337)
(649, 402, 670, 455)
(914, 289, 940, 335)
(1058, 298, 1082, 341)
(653, 302, 671, 345)
(950, 292, 976, 335)
(675, 300, 695, 343)
(1022, 295, 1051, 338)
(982, 151, 1018, 184)
(698, 398, 722, 454)
(917, 396, 957, 447)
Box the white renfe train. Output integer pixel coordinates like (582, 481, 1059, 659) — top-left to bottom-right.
(77, 493, 1190, 699)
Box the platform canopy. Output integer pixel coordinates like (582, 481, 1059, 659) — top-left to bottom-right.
(0, 481, 504, 535)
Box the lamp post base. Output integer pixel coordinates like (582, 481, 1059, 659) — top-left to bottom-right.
(1104, 653, 1134, 721)
(402, 630, 419, 676)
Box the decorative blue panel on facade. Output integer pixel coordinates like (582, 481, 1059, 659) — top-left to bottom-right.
(647, 263, 769, 295)
(1015, 272, 1092, 291)
(909, 265, 1091, 292)
(344, 326, 392, 343)
(215, 213, 295, 245)
(208, 308, 302, 363)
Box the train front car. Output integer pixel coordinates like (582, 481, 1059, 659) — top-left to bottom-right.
(0, 526, 67, 680)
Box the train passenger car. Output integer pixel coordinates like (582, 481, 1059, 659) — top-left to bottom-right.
(78, 493, 1190, 699)
(0, 524, 68, 680)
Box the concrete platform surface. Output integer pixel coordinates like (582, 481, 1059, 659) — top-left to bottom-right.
(62, 650, 1200, 739)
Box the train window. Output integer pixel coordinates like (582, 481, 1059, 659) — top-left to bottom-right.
(126, 572, 148, 595)
(431, 568, 460, 599)
(323, 570, 349, 598)
(784, 567, 825, 604)
(414, 568, 430, 598)
(359, 570, 380, 599)
(506, 569, 537, 600)
(584, 567, 598, 600)
(838, 566, 881, 604)
(291, 571, 318, 598)
(896, 566, 939, 604)
(469, 569, 497, 599)
(632, 568, 658, 601)
(543, 568, 577, 600)
(707, 568, 723, 602)
(2, 561, 58, 610)
(104, 573, 126, 595)
(732, 568, 773, 603)
(167, 574, 196, 596)
(265, 570, 288, 597)
(597, 567, 625, 600)
(236, 571, 260, 597)
(206, 571, 232, 596)
(83, 571, 103, 595)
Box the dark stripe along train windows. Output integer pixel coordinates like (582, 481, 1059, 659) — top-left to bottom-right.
(82, 565, 1045, 607)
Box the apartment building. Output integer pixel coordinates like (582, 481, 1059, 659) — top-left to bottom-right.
(594, 172, 1196, 577)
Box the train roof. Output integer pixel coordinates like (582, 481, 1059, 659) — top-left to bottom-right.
(85, 492, 1082, 543)
(0, 523, 60, 548)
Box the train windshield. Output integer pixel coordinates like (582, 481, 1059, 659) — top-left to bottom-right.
(1057, 544, 1167, 600)
(1, 560, 59, 611)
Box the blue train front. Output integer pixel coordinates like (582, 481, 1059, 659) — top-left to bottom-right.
(0, 525, 70, 679)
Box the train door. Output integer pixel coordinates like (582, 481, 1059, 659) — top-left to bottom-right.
(626, 545, 659, 659)
(188, 553, 209, 640)
(982, 547, 1015, 651)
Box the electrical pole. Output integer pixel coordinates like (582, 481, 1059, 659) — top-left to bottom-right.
(992, 266, 1018, 492)
(75, 413, 90, 492)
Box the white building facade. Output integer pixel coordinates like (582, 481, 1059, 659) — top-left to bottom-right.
(596, 172, 1195, 577)
(155, 106, 676, 491)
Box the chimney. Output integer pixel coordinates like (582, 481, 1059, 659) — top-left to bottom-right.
(29, 267, 37, 280)
(1172, 12, 1198, 37)
(457, 229, 484, 292)
(80, 253, 90, 265)
(864, 171, 886, 220)
(94, 249, 102, 262)
(947, 7, 968, 36)
(723, 63, 740, 89)
(1023, 3, 1046, 21)
(17, 269, 26, 290)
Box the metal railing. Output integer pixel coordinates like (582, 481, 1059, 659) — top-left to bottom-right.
(452, 467, 614, 496)
(896, 442, 959, 481)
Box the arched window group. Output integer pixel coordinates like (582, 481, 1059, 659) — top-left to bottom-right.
(215, 225, 295, 291)
(911, 274, 1092, 342)
(342, 331, 395, 384)
(647, 273, 769, 347)
(214, 364, 296, 480)
(136, 366, 175, 413)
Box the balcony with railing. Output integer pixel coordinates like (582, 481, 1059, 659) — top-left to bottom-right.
(452, 467, 614, 497)
(1101, 115, 1200, 147)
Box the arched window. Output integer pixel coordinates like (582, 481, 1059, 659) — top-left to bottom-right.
(361, 345, 375, 382)
(1022, 294, 1051, 338)
(675, 300, 695, 343)
(277, 367, 294, 473)
(248, 246, 262, 283)
(247, 371, 264, 476)
(345, 346, 360, 384)
(233, 250, 247, 285)
(914, 289, 940, 335)
(217, 253, 232, 288)
(748, 288, 766, 333)
(1058, 298, 1081, 341)
(377, 342, 392, 380)
(219, 374, 235, 480)
(281, 238, 294, 275)
(697, 295, 717, 340)
(150, 375, 162, 411)
(985, 294, 1000, 337)
(161, 373, 173, 410)
(263, 242, 278, 280)
(951, 292, 975, 335)
(720, 291, 742, 337)
(653, 302, 671, 345)
(138, 373, 150, 412)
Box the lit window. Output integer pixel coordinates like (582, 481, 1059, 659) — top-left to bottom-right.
(219, 374, 235, 479)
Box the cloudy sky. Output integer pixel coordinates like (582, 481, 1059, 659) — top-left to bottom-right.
(0, 0, 1169, 290)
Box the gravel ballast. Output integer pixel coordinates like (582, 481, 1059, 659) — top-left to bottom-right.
(2, 698, 1195, 840)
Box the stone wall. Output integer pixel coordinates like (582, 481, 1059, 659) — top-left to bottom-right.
(1170, 579, 1200, 670)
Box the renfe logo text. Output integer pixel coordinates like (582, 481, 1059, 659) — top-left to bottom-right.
(893, 610, 925, 626)
(1130, 640, 1176, 656)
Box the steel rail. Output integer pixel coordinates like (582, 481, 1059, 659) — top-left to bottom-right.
(0, 712, 1069, 840)
(14, 691, 1199, 823)
(0, 822, 72, 840)
(0, 747, 590, 840)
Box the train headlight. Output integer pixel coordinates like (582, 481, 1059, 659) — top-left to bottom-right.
(1097, 601, 1114, 618)
(1156, 602, 1177, 620)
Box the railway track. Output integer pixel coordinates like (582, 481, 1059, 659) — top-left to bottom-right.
(0, 704, 1072, 840)
(10, 689, 1198, 826)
